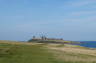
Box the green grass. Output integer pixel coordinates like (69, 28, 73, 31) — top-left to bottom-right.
(0, 41, 96, 63)
(0, 43, 63, 63)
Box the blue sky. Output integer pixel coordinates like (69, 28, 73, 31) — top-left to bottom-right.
(0, 0, 96, 41)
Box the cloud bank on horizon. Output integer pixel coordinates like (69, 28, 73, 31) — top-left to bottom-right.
(0, 0, 96, 41)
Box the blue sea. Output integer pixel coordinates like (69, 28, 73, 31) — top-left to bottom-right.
(77, 41, 96, 48)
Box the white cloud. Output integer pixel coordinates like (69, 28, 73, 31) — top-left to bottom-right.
(69, 11, 96, 16)
(63, 0, 96, 8)
(62, 14, 96, 24)
(69, 2, 89, 7)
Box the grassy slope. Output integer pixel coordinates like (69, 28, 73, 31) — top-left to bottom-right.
(0, 40, 96, 63)
(0, 41, 62, 63)
(46, 44, 96, 63)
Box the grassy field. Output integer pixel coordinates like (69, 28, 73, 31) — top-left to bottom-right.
(0, 41, 63, 63)
(0, 40, 96, 63)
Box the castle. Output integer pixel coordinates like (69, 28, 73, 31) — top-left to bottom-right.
(32, 36, 63, 41)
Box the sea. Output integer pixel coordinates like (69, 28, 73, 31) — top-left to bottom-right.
(77, 41, 96, 48)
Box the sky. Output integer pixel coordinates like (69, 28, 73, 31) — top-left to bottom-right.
(0, 0, 96, 41)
